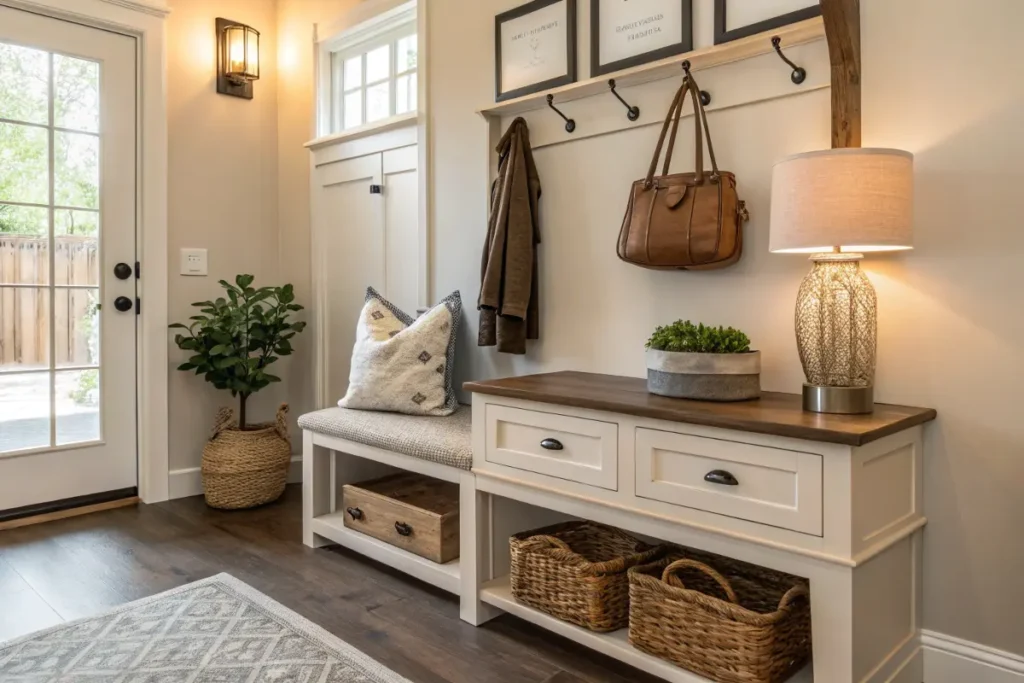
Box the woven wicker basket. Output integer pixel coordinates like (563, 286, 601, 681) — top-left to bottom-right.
(628, 551, 811, 683)
(509, 521, 663, 632)
(202, 404, 291, 510)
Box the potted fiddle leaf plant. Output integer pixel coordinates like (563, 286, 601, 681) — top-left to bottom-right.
(170, 275, 306, 509)
(645, 320, 760, 401)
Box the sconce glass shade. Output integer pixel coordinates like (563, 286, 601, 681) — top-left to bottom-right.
(796, 253, 877, 389)
(222, 23, 260, 83)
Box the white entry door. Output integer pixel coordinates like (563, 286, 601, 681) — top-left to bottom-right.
(0, 6, 138, 512)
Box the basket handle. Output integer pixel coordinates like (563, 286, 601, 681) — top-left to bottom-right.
(522, 534, 573, 552)
(275, 403, 290, 441)
(210, 407, 237, 440)
(778, 583, 810, 611)
(661, 559, 739, 604)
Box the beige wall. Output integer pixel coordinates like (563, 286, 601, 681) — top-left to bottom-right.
(166, 0, 281, 471)
(429, 0, 1024, 656)
(275, 0, 362, 439)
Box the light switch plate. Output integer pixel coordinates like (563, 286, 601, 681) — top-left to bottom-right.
(180, 248, 208, 276)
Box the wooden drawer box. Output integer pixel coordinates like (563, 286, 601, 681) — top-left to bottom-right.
(484, 404, 618, 490)
(635, 428, 823, 536)
(342, 473, 460, 564)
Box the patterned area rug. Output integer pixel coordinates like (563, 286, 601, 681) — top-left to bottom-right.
(0, 573, 412, 682)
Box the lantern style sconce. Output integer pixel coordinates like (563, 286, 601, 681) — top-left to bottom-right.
(216, 18, 260, 99)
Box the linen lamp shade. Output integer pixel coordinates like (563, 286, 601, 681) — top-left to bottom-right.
(769, 148, 914, 254)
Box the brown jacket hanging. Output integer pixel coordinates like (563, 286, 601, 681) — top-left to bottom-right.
(478, 117, 541, 355)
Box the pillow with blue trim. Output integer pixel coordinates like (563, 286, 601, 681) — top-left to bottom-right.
(339, 287, 462, 416)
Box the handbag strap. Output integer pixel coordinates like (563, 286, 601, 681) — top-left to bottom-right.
(644, 81, 688, 188)
(684, 70, 721, 182)
(644, 71, 722, 188)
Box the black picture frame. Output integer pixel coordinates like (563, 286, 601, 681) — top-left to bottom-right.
(495, 0, 578, 102)
(714, 0, 821, 45)
(590, 0, 693, 77)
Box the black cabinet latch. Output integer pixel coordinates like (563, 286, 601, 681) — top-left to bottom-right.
(369, 184, 383, 194)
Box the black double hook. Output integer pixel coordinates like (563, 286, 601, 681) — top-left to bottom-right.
(546, 94, 576, 133)
(608, 80, 640, 121)
(680, 61, 712, 106)
(771, 36, 807, 84)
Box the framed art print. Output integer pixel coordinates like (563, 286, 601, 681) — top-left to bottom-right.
(495, 0, 578, 102)
(591, 0, 692, 77)
(714, 0, 821, 44)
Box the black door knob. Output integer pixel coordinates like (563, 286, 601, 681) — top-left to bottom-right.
(114, 296, 133, 312)
(113, 263, 133, 280)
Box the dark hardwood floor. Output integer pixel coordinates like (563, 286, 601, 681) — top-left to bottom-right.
(0, 485, 659, 683)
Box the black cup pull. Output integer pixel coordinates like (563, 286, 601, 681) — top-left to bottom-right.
(540, 438, 564, 451)
(394, 521, 413, 536)
(704, 470, 740, 486)
(346, 507, 363, 520)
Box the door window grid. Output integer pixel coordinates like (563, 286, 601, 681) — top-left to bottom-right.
(331, 30, 417, 132)
(0, 40, 102, 455)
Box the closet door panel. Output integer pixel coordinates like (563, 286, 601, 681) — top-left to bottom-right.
(383, 145, 420, 313)
(316, 153, 383, 404)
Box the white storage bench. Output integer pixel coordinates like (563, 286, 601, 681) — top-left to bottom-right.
(298, 406, 490, 622)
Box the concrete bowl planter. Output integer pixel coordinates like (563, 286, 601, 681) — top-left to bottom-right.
(646, 349, 761, 401)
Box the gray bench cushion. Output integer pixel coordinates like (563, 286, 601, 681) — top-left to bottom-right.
(298, 406, 472, 471)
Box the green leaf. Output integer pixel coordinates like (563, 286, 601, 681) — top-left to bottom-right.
(168, 323, 189, 330)
(236, 274, 255, 289)
(177, 362, 195, 371)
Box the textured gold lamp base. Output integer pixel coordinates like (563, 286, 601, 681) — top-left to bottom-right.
(802, 384, 874, 414)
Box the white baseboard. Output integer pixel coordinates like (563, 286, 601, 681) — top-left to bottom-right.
(923, 630, 1024, 683)
(168, 456, 303, 500)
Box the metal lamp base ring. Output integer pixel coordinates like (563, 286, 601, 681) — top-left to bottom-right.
(802, 384, 874, 415)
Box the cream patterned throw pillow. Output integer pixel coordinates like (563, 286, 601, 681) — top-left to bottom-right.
(339, 288, 462, 416)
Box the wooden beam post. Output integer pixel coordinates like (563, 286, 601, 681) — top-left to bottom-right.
(820, 0, 861, 148)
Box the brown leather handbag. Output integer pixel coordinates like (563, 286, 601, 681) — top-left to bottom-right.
(617, 73, 748, 270)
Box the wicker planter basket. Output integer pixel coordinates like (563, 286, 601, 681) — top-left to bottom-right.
(509, 521, 663, 632)
(202, 404, 292, 510)
(628, 552, 812, 683)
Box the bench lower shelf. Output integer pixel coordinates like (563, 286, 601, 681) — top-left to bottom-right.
(479, 575, 813, 683)
(310, 512, 460, 594)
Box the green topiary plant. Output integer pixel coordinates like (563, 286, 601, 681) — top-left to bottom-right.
(169, 275, 306, 429)
(646, 320, 752, 354)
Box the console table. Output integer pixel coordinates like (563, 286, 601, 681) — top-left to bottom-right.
(463, 371, 936, 683)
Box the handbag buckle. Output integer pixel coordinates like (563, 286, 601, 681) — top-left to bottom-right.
(738, 200, 750, 222)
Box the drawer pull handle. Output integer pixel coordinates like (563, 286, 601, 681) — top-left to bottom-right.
(704, 470, 739, 486)
(394, 521, 413, 536)
(540, 438, 564, 451)
(346, 507, 364, 520)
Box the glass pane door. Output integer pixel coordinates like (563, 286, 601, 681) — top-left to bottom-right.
(0, 41, 102, 455)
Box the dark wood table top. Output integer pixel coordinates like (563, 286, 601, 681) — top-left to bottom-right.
(464, 371, 936, 447)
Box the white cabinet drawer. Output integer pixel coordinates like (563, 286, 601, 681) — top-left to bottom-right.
(635, 428, 822, 535)
(484, 405, 618, 490)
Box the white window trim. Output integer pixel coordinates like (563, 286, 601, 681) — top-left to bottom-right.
(315, 0, 417, 138)
(2, 0, 171, 503)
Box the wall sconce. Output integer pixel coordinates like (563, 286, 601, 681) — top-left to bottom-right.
(216, 18, 260, 99)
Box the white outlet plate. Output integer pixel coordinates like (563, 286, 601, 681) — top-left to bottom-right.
(180, 248, 208, 276)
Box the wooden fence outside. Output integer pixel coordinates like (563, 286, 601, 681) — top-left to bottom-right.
(0, 235, 99, 369)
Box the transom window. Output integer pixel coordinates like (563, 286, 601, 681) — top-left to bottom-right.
(330, 30, 417, 132)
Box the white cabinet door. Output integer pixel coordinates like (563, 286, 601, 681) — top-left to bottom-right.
(383, 145, 420, 314)
(311, 138, 420, 407)
(316, 154, 383, 405)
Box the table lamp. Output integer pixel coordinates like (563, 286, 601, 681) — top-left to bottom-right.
(769, 148, 914, 414)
